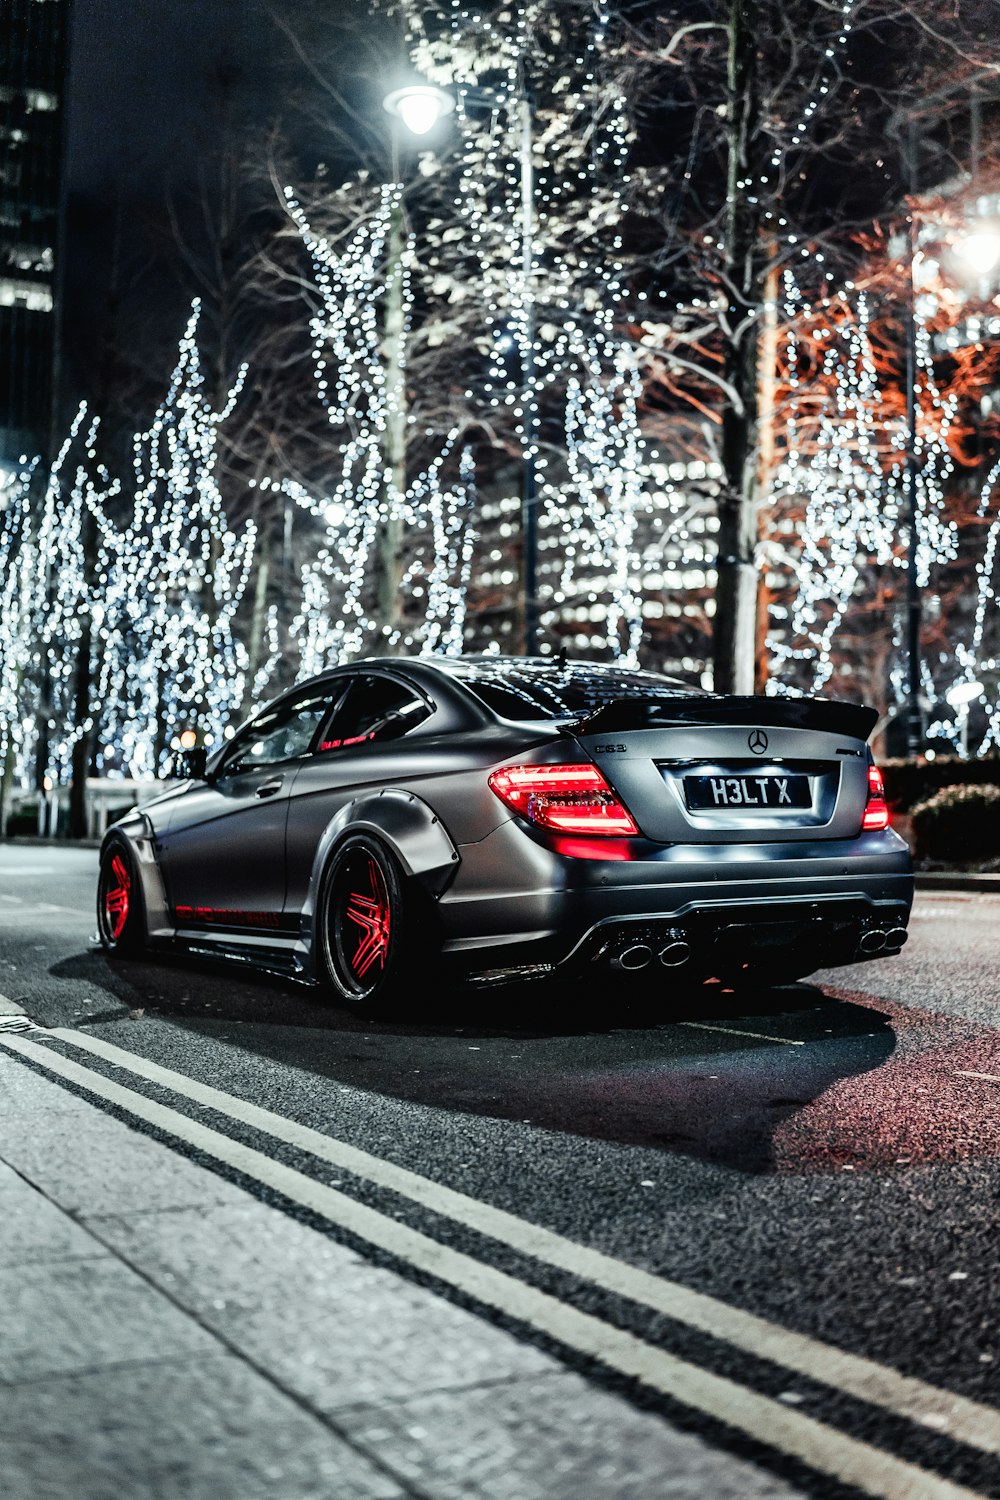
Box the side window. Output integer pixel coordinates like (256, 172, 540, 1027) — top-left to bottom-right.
(222, 690, 333, 774)
(318, 675, 431, 752)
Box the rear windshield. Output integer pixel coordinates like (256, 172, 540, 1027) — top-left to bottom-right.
(439, 660, 699, 721)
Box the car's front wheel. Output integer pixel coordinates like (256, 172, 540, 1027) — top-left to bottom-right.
(317, 833, 424, 1014)
(96, 837, 145, 956)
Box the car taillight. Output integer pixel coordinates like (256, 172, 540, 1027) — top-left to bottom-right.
(488, 763, 639, 836)
(862, 763, 890, 831)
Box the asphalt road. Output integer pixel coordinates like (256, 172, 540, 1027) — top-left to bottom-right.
(1, 843, 998, 1500)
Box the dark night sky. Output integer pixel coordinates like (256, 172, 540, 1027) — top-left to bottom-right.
(65, 0, 287, 197)
(59, 0, 334, 420)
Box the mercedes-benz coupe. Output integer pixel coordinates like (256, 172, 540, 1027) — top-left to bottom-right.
(96, 656, 913, 1013)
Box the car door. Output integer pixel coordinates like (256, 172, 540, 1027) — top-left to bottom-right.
(283, 672, 435, 919)
(158, 686, 336, 931)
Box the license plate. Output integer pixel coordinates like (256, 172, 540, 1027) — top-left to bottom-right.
(684, 774, 811, 810)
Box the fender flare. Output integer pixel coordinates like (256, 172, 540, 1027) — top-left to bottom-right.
(99, 812, 174, 944)
(301, 788, 460, 975)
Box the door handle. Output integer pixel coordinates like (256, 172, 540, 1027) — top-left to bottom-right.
(254, 777, 284, 799)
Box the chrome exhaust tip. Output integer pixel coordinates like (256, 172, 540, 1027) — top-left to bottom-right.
(616, 943, 653, 972)
(658, 940, 691, 968)
(885, 927, 908, 949)
(859, 929, 887, 954)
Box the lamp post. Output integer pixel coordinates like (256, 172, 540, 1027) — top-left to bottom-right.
(386, 70, 541, 656)
(379, 82, 454, 649)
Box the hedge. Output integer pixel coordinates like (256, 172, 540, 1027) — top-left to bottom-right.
(909, 784, 1000, 864)
(879, 756, 1000, 814)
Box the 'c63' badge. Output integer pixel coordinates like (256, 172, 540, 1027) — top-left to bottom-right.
(748, 728, 768, 755)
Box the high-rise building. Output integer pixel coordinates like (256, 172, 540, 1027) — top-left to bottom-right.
(0, 0, 72, 466)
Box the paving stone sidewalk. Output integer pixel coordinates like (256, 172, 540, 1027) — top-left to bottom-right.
(0, 1045, 802, 1500)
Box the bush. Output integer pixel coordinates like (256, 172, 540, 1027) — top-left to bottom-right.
(879, 756, 1000, 813)
(909, 783, 1000, 864)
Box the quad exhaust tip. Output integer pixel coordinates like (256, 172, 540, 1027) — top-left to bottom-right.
(617, 943, 654, 971)
(859, 925, 910, 955)
(658, 940, 691, 968)
(610, 938, 692, 972)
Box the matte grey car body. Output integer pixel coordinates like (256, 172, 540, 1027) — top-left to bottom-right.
(96, 656, 913, 1008)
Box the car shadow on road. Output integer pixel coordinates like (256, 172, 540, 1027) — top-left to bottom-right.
(49, 948, 897, 1175)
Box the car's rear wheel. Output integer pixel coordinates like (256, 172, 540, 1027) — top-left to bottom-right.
(318, 833, 423, 1014)
(96, 837, 145, 956)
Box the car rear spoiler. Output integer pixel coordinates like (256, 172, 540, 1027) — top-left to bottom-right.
(572, 695, 879, 741)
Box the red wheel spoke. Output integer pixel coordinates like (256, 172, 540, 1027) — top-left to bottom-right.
(344, 858, 390, 979)
(104, 854, 131, 941)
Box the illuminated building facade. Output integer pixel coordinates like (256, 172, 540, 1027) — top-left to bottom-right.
(0, 0, 71, 465)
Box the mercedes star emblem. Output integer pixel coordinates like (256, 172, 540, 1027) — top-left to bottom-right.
(748, 728, 768, 755)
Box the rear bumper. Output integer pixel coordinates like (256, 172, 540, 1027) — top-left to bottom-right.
(442, 822, 913, 981)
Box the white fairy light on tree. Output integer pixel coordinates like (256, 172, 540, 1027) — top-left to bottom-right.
(768, 278, 959, 707)
(548, 334, 645, 663)
(0, 458, 40, 809)
(277, 186, 479, 668)
(98, 301, 255, 776)
(399, 0, 671, 658)
(31, 404, 122, 784)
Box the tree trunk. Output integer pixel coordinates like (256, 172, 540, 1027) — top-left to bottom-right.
(753, 244, 780, 693)
(713, 0, 761, 696)
(68, 504, 98, 839)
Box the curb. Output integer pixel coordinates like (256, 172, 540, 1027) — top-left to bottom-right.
(914, 872, 1000, 892)
(0, 837, 102, 849)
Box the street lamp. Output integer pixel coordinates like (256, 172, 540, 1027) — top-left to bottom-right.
(945, 678, 983, 760)
(382, 84, 454, 139)
(373, 79, 455, 648)
(952, 223, 1000, 278)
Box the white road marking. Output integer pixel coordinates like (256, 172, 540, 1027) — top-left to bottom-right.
(680, 1021, 805, 1047)
(0, 904, 83, 918)
(954, 1070, 1000, 1086)
(0, 1029, 990, 1500)
(6, 1026, 999, 1469)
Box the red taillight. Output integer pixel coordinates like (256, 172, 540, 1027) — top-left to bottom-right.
(488, 763, 639, 836)
(862, 763, 890, 831)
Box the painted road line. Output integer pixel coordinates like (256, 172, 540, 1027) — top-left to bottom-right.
(19, 1025, 1000, 1461)
(0, 1031, 990, 1500)
(955, 1071, 1000, 1085)
(680, 1021, 805, 1047)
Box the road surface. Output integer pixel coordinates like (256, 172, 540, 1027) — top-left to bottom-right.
(0, 843, 997, 1499)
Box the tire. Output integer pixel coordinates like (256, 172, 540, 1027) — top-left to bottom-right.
(317, 833, 425, 1014)
(96, 837, 146, 957)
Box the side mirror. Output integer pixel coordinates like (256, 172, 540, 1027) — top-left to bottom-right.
(175, 746, 209, 781)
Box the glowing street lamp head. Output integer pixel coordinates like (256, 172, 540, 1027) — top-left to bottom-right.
(952, 226, 1000, 278)
(945, 679, 983, 708)
(383, 83, 455, 137)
